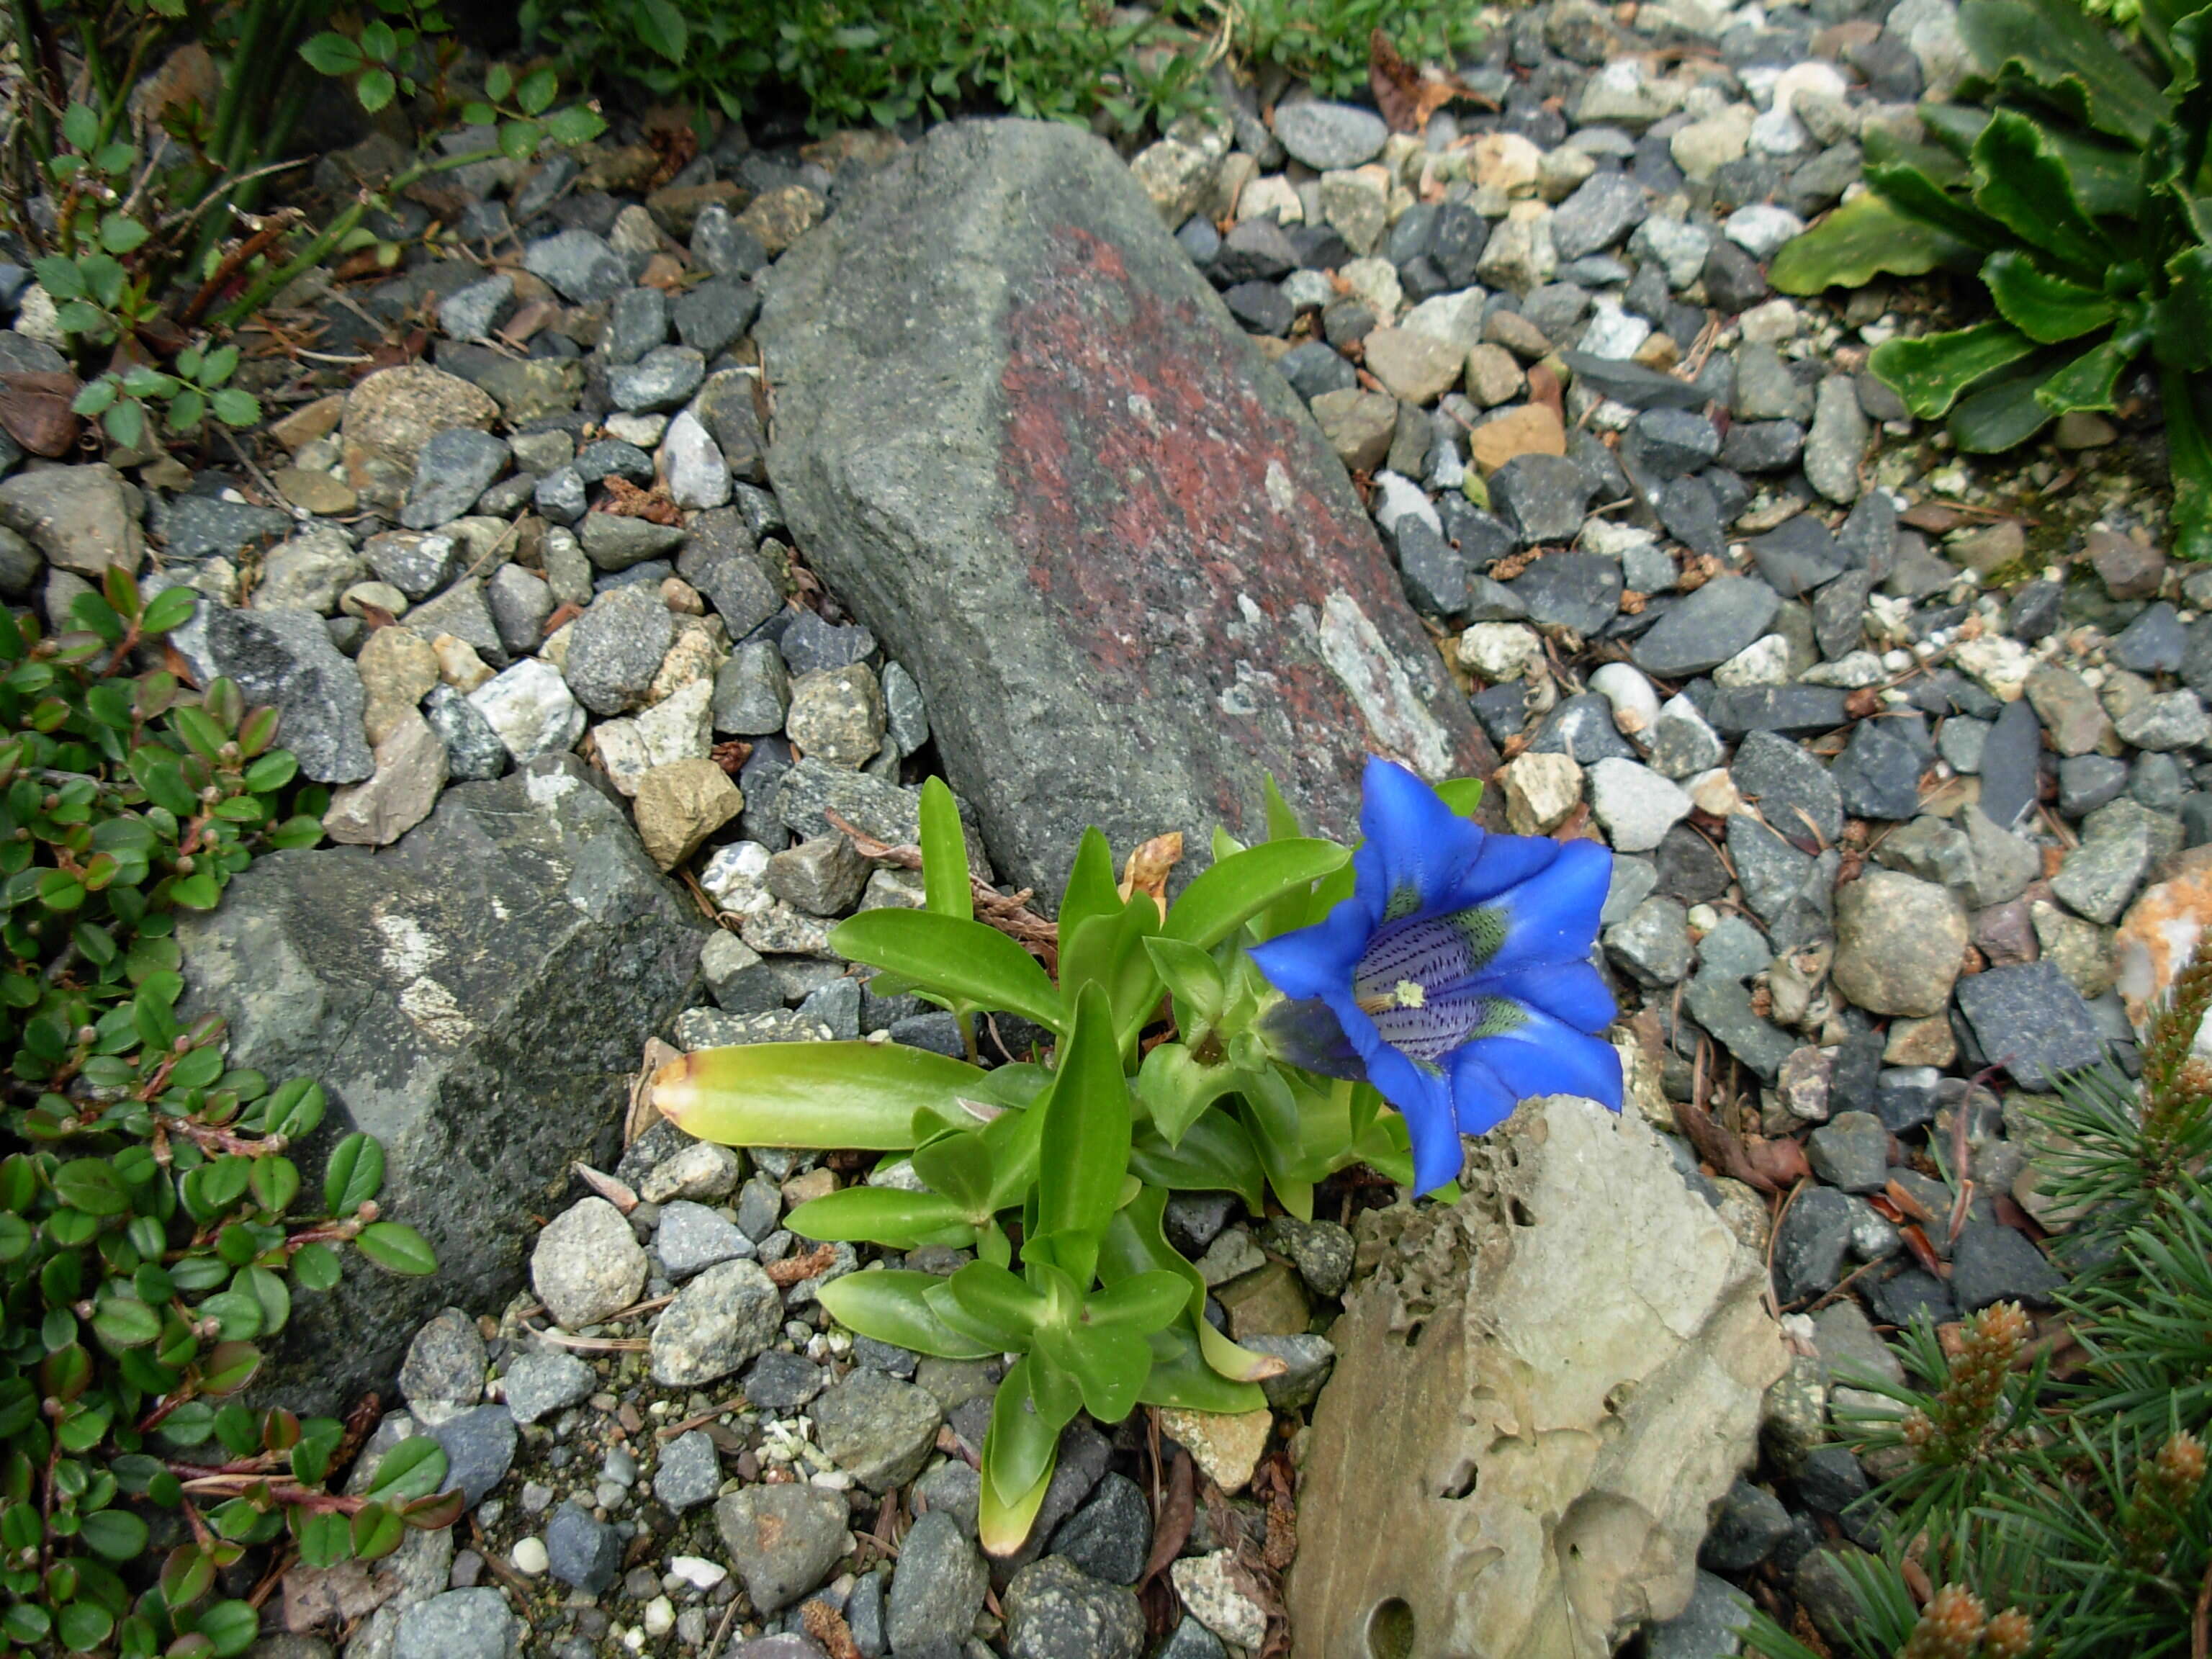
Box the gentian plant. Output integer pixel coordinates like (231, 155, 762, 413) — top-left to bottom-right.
(650, 758, 1619, 1553)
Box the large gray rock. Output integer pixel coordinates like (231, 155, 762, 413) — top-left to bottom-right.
(1287, 1095, 1786, 1659)
(178, 755, 705, 1411)
(759, 120, 1495, 901)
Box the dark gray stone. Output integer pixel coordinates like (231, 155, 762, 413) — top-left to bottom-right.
(1626, 408, 1719, 479)
(716, 1484, 851, 1615)
(1949, 1220, 2064, 1310)
(1686, 968, 1795, 1080)
(886, 1510, 987, 1653)
(423, 683, 508, 781)
(1954, 961, 2106, 1088)
(608, 346, 706, 415)
(1718, 419, 1804, 474)
(524, 230, 629, 303)
(743, 1349, 825, 1411)
(2114, 601, 2187, 673)
(1977, 697, 2044, 831)
(1557, 350, 1707, 410)
(547, 1501, 620, 1592)
(757, 120, 1496, 900)
(176, 755, 703, 1411)
(1796, 1444, 1870, 1516)
(1773, 1186, 1856, 1305)
(2059, 754, 2129, 818)
(1532, 693, 1638, 765)
(811, 1368, 943, 1493)
(1746, 516, 1845, 597)
(652, 1427, 721, 1512)
(432, 1404, 516, 1507)
(1491, 454, 1596, 546)
(1704, 685, 1849, 735)
(673, 277, 760, 358)
(1805, 1111, 1889, 1193)
(1551, 171, 1648, 258)
(564, 584, 675, 716)
(393, 1588, 517, 1659)
(1631, 577, 1779, 678)
(400, 430, 510, 531)
(206, 607, 373, 783)
(1732, 730, 1841, 845)
(157, 495, 292, 562)
(1002, 1557, 1144, 1659)
(1832, 720, 1923, 821)
(1048, 1473, 1150, 1586)
(605, 287, 669, 365)
(1699, 1479, 1793, 1572)
(499, 1347, 593, 1425)
(1813, 570, 1874, 660)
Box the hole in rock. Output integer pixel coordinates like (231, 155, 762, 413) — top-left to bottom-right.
(1367, 1597, 1418, 1659)
(1509, 1197, 1538, 1228)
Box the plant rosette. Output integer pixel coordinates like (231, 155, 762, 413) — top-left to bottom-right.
(650, 757, 1619, 1553)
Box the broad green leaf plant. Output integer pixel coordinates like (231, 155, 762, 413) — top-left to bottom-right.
(653, 778, 1419, 1552)
(1771, 0, 2212, 554)
(655, 770, 1601, 1555)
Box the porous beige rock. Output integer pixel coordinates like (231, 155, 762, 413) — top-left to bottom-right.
(1287, 1094, 1786, 1659)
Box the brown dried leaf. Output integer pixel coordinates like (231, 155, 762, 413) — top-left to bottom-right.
(628, 1038, 680, 1145)
(1367, 27, 1468, 132)
(1140, 1446, 1196, 1591)
(801, 1601, 862, 1659)
(1673, 1093, 1780, 1195)
(1526, 361, 1565, 425)
(765, 1242, 838, 1287)
(0, 371, 82, 457)
(574, 1162, 639, 1213)
(282, 1559, 398, 1635)
(1745, 1135, 1811, 1189)
(1119, 832, 1183, 905)
(598, 476, 682, 524)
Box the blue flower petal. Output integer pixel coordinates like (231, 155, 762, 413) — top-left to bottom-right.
(1459, 1011, 1624, 1109)
(1248, 898, 1373, 1002)
(1470, 839, 1614, 976)
(1479, 959, 1617, 1033)
(1320, 984, 1462, 1192)
(1355, 757, 1488, 923)
(1447, 1051, 1519, 1138)
(1451, 828, 1562, 907)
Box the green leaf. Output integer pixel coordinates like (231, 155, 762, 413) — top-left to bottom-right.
(91, 1297, 161, 1350)
(984, 1357, 1069, 1510)
(323, 1132, 385, 1215)
(2157, 246, 2212, 372)
(1769, 193, 1966, 294)
(364, 1436, 446, 1501)
(785, 1187, 970, 1246)
(78, 1507, 148, 1560)
(292, 1241, 342, 1291)
(1056, 827, 1122, 948)
(32, 254, 85, 301)
(817, 1269, 1002, 1359)
(977, 1431, 1054, 1558)
(1967, 110, 2112, 276)
(1982, 249, 2116, 343)
(943, 1259, 1052, 1341)
(543, 106, 607, 147)
(2165, 366, 2212, 561)
(72, 377, 117, 416)
(299, 31, 364, 73)
(635, 0, 690, 61)
(1870, 320, 2039, 419)
(829, 910, 1063, 1030)
(1863, 160, 2011, 254)
(1138, 1318, 1269, 1413)
(1162, 839, 1349, 950)
(356, 1222, 437, 1275)
(1033, 983, 1131, 1287)
(210, 388, 260, 429)
(53, 1158, 127, 1215)
(56, 1601, 114, 1653)
(62, 103, 99, 150)
(1141, 937, 1225, 1028)
(517, 66, 558, 114)
(1951, 359, 2062, 450)
(99, 213, 150, 255)
(653, 1040, 983, 1150)
(1035, 1323, 1151, 1421)
(918, 776, 971, 921)
(102, 401, 144, 451)
(2035, 336, 2132, 413)
(1133, 1042, 1241, 1148)
(192, 1599, 260, 1656)
(140, 586, 199, 637)
(1082, 1268, 1190, 1332)
(355, 68, 397, 112)
(1957, 0, 2161, 145)
(485, 62, 515, 99)
(79, 252, 125, 307)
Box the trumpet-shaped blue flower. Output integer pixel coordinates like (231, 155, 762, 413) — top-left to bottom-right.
(1251, 757, 1622, 1194)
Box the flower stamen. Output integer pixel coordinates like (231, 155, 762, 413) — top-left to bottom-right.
(1355, 979, 1429, 1015)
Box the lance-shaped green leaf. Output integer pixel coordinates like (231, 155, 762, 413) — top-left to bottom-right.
(1968, 111, 2115, 276)
(2035, 336, 2133, 413)
(1951, 358, 2063, 450)
(784, 1187, 973, 1247)
(1143, 936, 1226, 1028)
(979, 1401, 1057, 1558)
(1133, 1041, 1242, 1148)
(1140, 1318, 1269, 1414)
(817, 1270, 1002, 1360)
(1035, 1323, 1152, 1422)
(1983, 250, 2117, 343)
(1082, 1269, 1193, 1333)
(830, 911, 1063, 1030)
(1921, 104, 2140, 215)
(1864, 161, 2012, 254)
(1034, 984, 1133, 1286)
(2165, 366, 2212, 562)
(2157, 246, 2212, 372)
(1057, 827, 1122, 946)
(943, 1259, 1052, 1344)
(1127, 1109, 1268, 1212)
(1161, 839, 1350, 951)
(985, 1356, 1076, 1509)
(652, 1042, 982, 1150)
(1958, 0, 2160, 145)
(917, 777, 971, 921)
(1871, 321, 2039, 419)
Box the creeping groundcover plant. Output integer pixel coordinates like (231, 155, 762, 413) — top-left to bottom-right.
(650, 757, 1619, 1552)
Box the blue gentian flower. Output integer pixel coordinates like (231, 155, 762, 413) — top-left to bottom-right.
(1250, 757, 1622, 1194)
